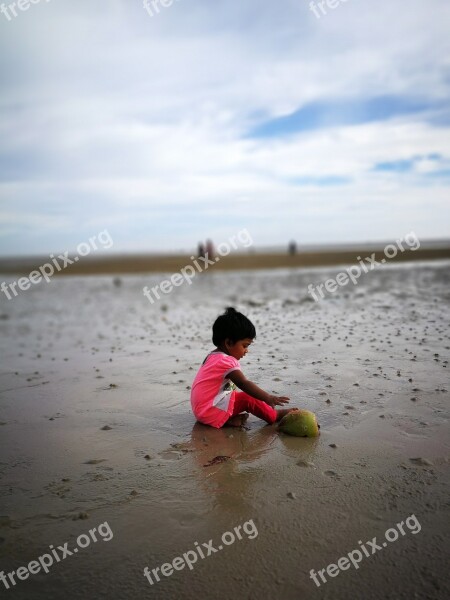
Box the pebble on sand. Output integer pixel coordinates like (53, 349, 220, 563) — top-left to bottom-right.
(73, 512, 89, 520)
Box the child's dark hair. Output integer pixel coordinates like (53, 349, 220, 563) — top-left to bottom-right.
(212, 307, 256, 346)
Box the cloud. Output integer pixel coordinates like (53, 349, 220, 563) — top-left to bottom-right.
(0, 0, 449, 255)
(373, 153, 450, 182)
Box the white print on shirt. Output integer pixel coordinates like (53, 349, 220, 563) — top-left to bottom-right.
(211, 368, 240, 411)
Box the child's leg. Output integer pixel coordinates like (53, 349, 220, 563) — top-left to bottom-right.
(231, 391, 277, 424)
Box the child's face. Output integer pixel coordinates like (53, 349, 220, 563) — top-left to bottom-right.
(225, 338, 253, 360)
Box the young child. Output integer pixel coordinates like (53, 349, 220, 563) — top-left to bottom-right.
(190, 307, 298, 428)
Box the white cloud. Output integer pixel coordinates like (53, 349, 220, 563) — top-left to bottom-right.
(0, 0, 449, 255)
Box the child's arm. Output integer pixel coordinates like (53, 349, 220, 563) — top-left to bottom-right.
(228, 370, 290, 407)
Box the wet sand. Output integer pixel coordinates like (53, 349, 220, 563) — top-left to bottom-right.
(0, 262, 449, 599)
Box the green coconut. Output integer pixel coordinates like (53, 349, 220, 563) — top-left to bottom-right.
(278, 410, 320, 437)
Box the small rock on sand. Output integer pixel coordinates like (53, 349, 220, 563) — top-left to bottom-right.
(324, 470, 340, 478)
(73, 512, 89, 520)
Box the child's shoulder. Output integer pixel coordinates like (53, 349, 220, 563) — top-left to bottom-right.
(202, 351, 239, 367)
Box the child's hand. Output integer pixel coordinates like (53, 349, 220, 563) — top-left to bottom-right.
(267, 395, 290, 407)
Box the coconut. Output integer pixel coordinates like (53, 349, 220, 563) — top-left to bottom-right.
(278, 410, 320, 437)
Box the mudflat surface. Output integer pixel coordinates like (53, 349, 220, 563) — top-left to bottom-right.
(0, 262, 449, 599)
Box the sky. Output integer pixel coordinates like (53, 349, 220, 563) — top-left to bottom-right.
(0, 0, 449, 256)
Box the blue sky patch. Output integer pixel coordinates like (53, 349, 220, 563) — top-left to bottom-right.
(247, 96, 437, 139)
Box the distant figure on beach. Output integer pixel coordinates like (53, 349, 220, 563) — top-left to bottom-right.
(197, 241, 205, 258)
(206, 239, 215, 260)
(288, 240, 297, 255)
(190, 307, 300, 428)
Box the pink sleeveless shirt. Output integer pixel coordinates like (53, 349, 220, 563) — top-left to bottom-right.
(190, 351, 241, 428)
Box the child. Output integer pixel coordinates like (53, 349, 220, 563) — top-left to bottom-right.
(190, 307, 298, 428)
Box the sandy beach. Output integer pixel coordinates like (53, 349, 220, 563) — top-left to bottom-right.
(0, 260, 449, 599)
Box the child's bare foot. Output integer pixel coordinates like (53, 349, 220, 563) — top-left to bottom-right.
(224, 413, 249, 427)
(275, 407, 300, 422)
